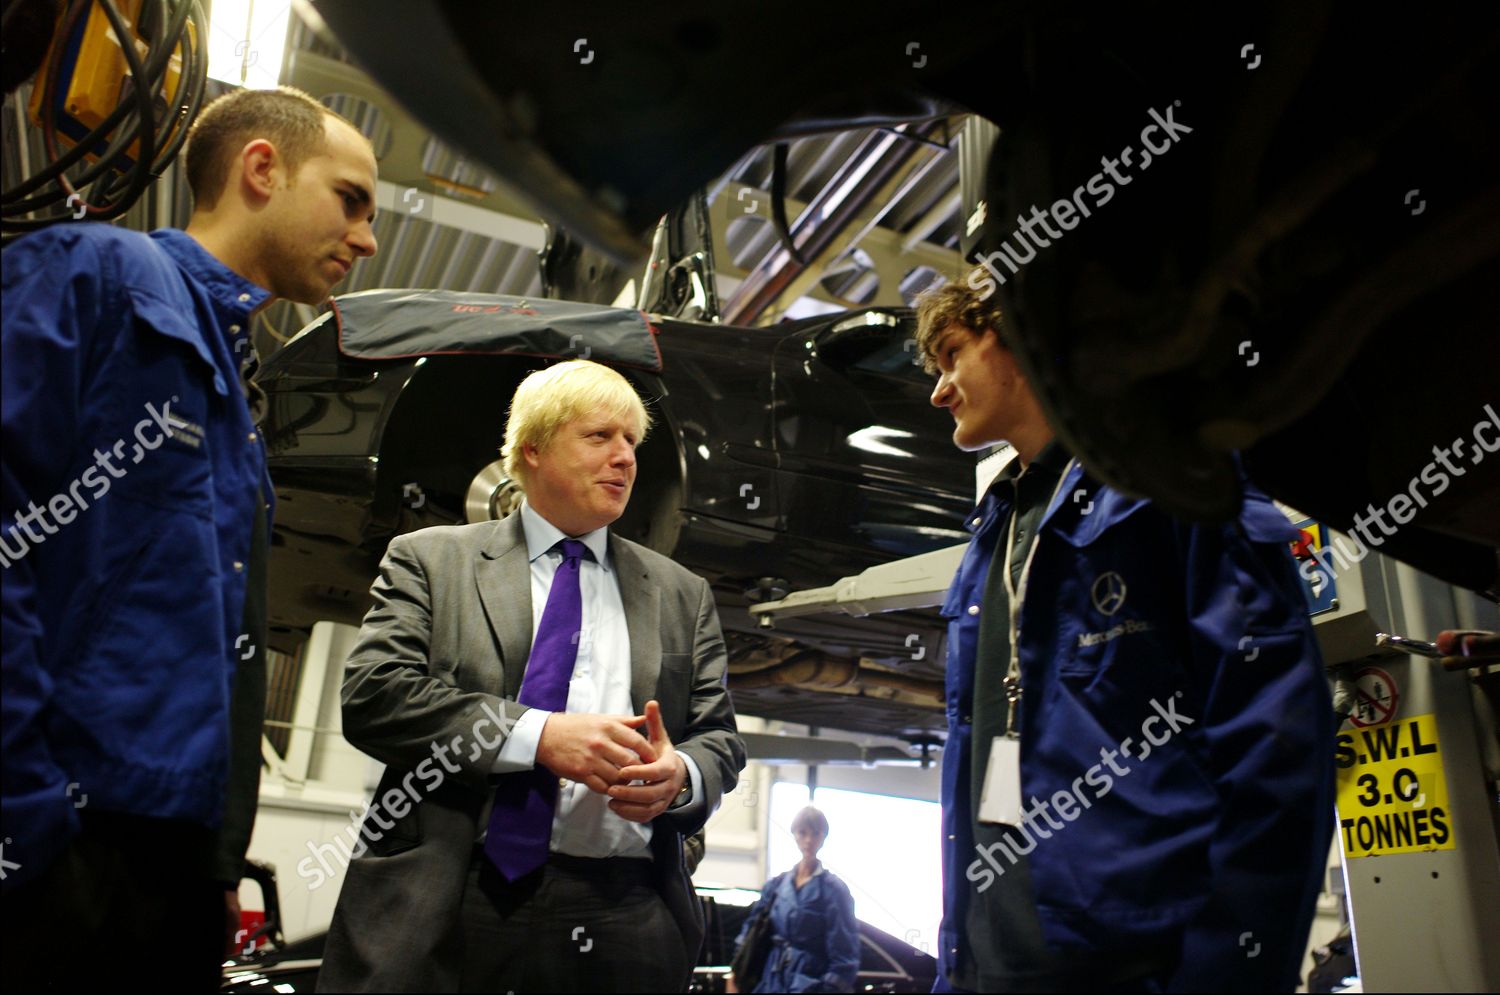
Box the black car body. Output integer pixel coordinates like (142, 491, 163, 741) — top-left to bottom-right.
(258, 290, 973, 737)
(312, 1, 1500, 598)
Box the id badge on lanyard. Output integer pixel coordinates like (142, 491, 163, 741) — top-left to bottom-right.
(978, 736, 1024, 825)
(976, 459, 1075, 827)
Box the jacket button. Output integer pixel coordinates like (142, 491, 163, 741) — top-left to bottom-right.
(247, 432, 258, 442)
(947, 834, 956, 841)
(967, 605, 979, 616)
(961, 714, 971, 724)
(238, 293, 251, 303)
(229, 324, 242, 334)
(233, 561, 244, 572)
(971, 517, 981, 527)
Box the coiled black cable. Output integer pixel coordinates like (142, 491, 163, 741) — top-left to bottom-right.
(2, 0, 205, 233)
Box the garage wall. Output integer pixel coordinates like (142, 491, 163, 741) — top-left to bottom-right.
(239, 795, 370, 944)
(241, 622, 377, 942)
(693, 718, 773, 891)
(694, 722, 942, 888)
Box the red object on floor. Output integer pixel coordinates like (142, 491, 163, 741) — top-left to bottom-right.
(237, 909, 267, 953)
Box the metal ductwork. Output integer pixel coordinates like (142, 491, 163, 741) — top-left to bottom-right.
(721, 120, 947, 326)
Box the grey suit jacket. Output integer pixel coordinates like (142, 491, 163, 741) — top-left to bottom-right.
(317, 513, 745, 992)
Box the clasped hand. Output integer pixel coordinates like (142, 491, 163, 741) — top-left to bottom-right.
(535, 699, 686, 823)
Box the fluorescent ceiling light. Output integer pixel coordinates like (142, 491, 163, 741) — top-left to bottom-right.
(206, 0, 292, 89)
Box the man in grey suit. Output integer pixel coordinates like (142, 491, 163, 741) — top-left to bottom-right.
(317, 360, 746, 993)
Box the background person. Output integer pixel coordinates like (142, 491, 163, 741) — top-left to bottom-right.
(0, 86, 377, 990)
(916, 267, 1334, 992)
(316, 360, 746, 993)
(729, 805, 860, 993)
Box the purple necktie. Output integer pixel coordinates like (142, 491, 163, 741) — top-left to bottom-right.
(484, 539, 590, 879)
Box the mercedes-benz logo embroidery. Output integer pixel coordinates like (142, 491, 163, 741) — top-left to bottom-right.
(1091, 571, 1128, 616)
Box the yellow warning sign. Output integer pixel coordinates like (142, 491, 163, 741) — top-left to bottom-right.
(1335, 713, 1453, 857)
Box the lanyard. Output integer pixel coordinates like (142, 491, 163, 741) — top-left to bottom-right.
(999, 458, 1076, 738)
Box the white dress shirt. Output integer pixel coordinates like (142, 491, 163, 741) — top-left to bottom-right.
(488, 502, 703, 858)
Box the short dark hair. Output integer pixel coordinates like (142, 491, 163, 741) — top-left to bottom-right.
(913, 264, 1007, 374)
(790, 805, 829, 837)
(184, 86, 338, 209)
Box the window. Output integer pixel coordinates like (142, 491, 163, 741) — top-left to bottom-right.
(768, 780, 942, 956)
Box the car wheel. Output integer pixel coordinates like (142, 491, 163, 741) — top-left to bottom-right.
(465, 459, 524, 523)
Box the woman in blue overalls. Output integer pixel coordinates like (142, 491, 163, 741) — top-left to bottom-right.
(731, 806, 861, 993)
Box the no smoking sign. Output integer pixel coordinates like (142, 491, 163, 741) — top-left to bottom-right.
(1349, 666, 1399, 728)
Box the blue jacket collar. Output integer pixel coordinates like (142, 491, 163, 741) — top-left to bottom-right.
(966, 439, 1080, 536)
(149, 229, 272, 319)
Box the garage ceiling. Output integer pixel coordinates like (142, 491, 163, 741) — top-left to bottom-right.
(309, 7, 965, 345)
(3, 6, 967, 357)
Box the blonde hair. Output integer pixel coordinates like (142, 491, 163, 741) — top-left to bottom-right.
(502, 361, 652, 485)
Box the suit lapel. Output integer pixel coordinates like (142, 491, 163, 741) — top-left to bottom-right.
(611, 536, 661, 713)
(475, 513, 534, 700)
